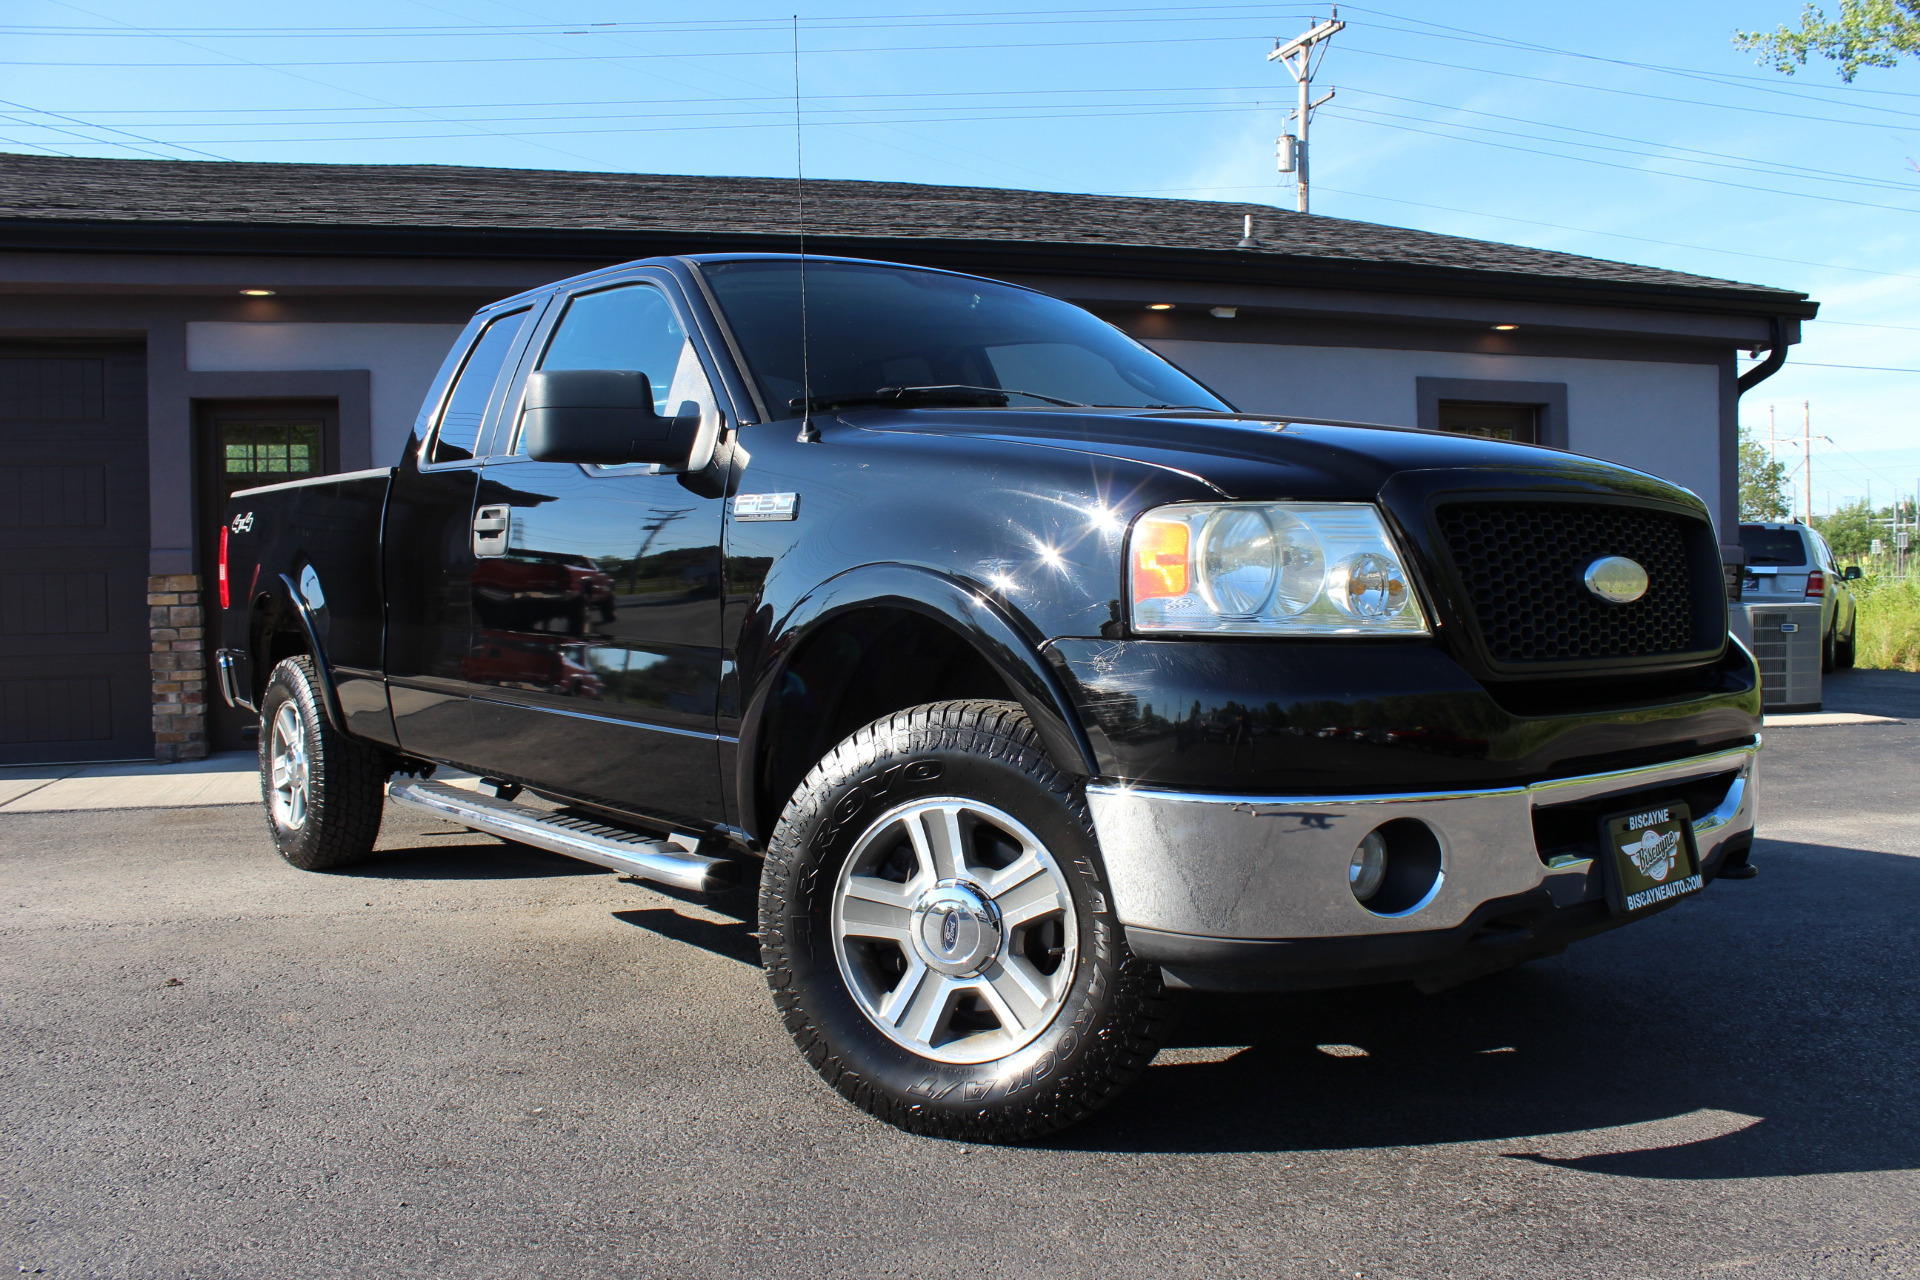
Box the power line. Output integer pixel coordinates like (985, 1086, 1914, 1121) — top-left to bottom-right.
(1327, 110, 1920, 218)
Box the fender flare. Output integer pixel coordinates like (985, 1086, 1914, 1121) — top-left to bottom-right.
(736, 562, 1100, 838)
(250, 573, 347, 735)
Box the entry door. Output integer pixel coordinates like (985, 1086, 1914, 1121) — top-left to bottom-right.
(197, 399, 336, 751)
(469, 277, 727, 823)
(382, 302, 540, 767)
(0, 343, 152, 764)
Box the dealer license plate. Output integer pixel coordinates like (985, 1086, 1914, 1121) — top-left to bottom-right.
(1600, 800, 1702, 916)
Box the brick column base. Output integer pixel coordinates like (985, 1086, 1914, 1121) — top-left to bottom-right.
(149, 573, 208, 762)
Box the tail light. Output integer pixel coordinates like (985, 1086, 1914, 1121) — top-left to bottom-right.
(218, 525, 230, 610)
(1805, 569, 1825, 599)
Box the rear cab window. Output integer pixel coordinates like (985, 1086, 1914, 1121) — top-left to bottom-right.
(1738, 526, 1807, 567)
(426, 307, 533, 464)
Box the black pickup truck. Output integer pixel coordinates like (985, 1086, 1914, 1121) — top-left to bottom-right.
(218, 253, 1760, 1141)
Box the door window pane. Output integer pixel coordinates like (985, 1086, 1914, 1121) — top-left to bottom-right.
(1437, 400, 1538, 444)
(220, 419, 321, 482)
(431, 309, 529, 463)
(522, 284, 715, 454)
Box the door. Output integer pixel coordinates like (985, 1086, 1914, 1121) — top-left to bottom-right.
(382, 302, 540, 766)
(469, 276, 727, 823)
(197, 399, 336, 752)
(0, 343, 152, 765)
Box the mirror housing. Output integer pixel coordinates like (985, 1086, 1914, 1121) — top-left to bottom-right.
(520, 369, 700, 467)
(1843, 565, 1863, 580)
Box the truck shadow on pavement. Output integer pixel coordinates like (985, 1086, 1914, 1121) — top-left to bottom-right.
(346, 832, 607, 880)
(1058, 837, 1920, 1180)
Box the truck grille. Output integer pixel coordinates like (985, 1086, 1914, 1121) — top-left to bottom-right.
(1436, 502, 1709, 664)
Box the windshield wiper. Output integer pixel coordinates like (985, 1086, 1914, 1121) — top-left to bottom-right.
(790, 384, 1089, 413)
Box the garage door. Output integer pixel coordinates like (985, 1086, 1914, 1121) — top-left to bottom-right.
(0, 343, 152, 764)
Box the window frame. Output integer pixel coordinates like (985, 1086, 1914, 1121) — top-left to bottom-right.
(493, 269, 730, 472)
(1416, 377, 1569, 449)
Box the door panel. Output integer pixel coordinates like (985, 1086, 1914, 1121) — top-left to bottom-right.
(468, 277, 726, 822)
(0, 344, 151, 764)
(383, 304, 538, 764)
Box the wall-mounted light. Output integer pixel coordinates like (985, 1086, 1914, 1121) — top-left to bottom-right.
(240, 289, 276, 297)
(1491, 323, 1517, 331)
(1147, 303, 1175, 311)
(1210, 307, 1239, 319)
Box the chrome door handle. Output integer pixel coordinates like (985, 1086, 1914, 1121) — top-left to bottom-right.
(473, 504, 510, 558)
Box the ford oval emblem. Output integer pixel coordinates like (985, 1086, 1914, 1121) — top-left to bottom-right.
(1583, 555, 1649, 604)
(941, 910, 960, 953)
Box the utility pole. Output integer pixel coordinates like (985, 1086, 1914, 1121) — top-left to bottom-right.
(1803, 400, 1812, 523)
(1269, 8, 1344, 213)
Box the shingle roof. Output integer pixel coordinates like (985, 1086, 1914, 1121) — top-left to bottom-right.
(0, 153, 1806, 305)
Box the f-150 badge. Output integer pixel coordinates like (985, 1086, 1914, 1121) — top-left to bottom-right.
(734, 492, 798, 521)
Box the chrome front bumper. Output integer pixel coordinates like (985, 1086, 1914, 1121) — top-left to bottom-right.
(1086, 743, 1757, 940)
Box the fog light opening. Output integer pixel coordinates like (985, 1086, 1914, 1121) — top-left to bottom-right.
(1351, 819, 1444, 916)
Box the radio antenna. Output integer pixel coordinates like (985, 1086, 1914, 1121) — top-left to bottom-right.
(793, 15, 819, 443)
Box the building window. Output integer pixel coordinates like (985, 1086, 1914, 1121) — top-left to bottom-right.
(1416, 377, 1567, 449)
(1436, 399, 1539, 444)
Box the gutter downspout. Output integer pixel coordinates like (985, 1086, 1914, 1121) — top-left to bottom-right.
(1736, 315, 1788, 395)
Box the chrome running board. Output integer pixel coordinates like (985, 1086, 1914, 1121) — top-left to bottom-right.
(386, 779, 739, 892)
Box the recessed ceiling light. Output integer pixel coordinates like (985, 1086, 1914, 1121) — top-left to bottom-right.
(240, 289, 276, 297)
(1147, 303, 1175, 311)
(1210, 306, 1238, 319)
(1492, 323, 1518, 331)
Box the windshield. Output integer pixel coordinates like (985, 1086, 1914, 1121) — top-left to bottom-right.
(1738, 525, 1808, 566)
(699, 259, 1232, 417)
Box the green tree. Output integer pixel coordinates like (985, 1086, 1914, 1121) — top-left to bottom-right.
(1812, 499, 1876, 561)
(1736, 1, 1920, 79)
(1738, 429, 1793, 521)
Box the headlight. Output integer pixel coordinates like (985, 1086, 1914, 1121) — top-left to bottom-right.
(1129, 502, 1428, 636)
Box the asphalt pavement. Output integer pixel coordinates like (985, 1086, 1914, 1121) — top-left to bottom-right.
(4, 674, 1917, 1279)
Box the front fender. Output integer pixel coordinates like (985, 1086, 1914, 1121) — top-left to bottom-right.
(735, 562, 1099, 836)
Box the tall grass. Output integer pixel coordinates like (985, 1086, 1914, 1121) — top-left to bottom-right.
(1852, 575, 1920, 672)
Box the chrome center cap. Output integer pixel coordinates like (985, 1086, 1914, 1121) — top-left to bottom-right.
(909, 880, 1004, 977)
(1583, 555, 1649, 604)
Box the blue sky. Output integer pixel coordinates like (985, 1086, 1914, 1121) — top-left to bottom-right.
(3, 0, 1916, 511)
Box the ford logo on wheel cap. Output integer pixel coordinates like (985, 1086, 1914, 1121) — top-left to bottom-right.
(1583, 555, 1649, 604)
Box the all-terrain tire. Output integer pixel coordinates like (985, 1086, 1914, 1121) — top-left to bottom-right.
(758, 699, 1176, 1142)
(257, 655, 391, 871)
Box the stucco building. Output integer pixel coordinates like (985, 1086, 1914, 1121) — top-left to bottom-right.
(0, 154, 1815, 764)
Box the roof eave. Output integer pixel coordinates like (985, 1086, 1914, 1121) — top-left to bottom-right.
(0, 217, 1819, 320)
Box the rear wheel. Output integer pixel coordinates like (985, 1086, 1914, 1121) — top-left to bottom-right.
(758, 700, 1174, 1142)
(257, 655, 391, 871)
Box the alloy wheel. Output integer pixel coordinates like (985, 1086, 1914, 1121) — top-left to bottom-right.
(830, 797, 1078, 1064)
(267, 701, 312, 831)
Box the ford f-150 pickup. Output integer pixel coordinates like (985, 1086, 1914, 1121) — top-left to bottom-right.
(217, 253, 1761, 1141)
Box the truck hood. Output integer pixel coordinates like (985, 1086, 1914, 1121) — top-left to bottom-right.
(832, 407, 1694, 506)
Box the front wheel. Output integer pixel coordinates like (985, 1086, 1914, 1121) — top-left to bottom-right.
(1835, 624, 1856, 670)
(758, 700, 1175, 1142)
(257, 655, 392, 871)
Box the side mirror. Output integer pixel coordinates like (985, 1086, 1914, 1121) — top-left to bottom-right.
(1843, 565, 1863, 580)
(520, 369, 700, 467)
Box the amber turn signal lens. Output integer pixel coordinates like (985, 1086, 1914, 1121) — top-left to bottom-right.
(1132, 517, 1189, 601)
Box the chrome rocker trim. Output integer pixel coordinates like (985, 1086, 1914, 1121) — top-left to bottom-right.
(1085, 743, 1757, 940)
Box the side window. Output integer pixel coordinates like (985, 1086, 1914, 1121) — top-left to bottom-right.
(428, 308, 530, 464)
(516, 283, 715, 454)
